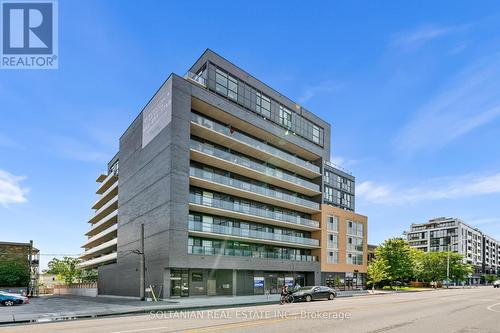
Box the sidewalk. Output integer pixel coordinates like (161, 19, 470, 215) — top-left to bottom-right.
(0, 290, 369, 325)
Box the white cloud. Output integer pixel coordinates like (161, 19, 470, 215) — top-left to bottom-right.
(396, 54, 500, 154)
(0, 170, 28, 206)
(391, 24, 457, 51)
(357, 172, 500, 206)
(330, 155, 357, 170)
(298, 80, 339, 104)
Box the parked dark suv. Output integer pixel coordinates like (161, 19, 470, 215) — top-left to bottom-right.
(292, 286, 337, 302)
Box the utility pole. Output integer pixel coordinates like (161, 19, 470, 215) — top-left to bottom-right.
(139, 224, 145, 301)
(28, 240, 33, 297)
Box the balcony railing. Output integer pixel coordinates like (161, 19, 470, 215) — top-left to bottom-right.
(190, 140, 320, 192)
(190, 166, 320, 210)
(189, 220, 319, 247)
(188, 245, 317, 262)
(185, 71, 207, 87)
(191, 113, 320, 174)
(189, 193, 319, 229)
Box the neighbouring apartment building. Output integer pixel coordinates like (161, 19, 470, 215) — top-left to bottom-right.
(79, 49, 368, 297)
(0, 241, 39, 296)
(406, 217, 500, 284)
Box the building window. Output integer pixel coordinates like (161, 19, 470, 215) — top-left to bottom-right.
(346, 252, 363, 265)
(279, 105, 292, 128)
(324, 170, 331, 184)
(215, 68, 238, 101)
(256, 91, 271, 118)
(347, 220, 363, 237)
(327, 251, 338, 264)
(328, 233, 338, 249)
(312, 125, 321, 144)
(327, 215, 338, 232)
(324, 186, 334, 202)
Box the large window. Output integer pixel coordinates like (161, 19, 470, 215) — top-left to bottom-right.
(327, 251, 339, 264)
(312, 125, 321, 144)
(279, 105, 292, 128)
(256, 91, 271, 118)
(346, 252, 363, 265)
(328, 233, 339, 249)
(347, 220, 363, 237)
(327, 215, 338, 232)
(324, 186, 334, 202)
(215, 68, 238, 101)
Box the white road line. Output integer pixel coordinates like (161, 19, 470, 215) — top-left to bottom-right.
(486, 302, 500, 313)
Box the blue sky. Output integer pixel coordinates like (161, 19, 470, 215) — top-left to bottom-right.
(2, 0, 500, 269)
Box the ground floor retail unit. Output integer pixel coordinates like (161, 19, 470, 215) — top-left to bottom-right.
(168, 269, 314, 297)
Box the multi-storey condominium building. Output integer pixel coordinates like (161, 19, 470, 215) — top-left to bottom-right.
(406, 217, 500, 284)
(80, 50, 368, 297)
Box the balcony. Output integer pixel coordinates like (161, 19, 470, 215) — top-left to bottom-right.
(189, 166, 320, 214)
(189, 193, 319, 230)
(86, 209, 118, 236)
(96, 172, 118, 195)
(78, 252, 117, 269)
(185, 71, 207, 87)
(82, 224, 117, 249)
(89, 196, 118, 224)
(190, 113, 320, 178)
(188, 246, 317, 262)
(190, 140, 320, 196)
(92, 181, 118, 210)
(188, 220, 319, 249)
(80, 238, 118, 260)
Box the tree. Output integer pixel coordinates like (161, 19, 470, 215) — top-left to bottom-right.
(419, 252, 448, 283)
(367, 257, 389, 290)
(376, 238, 416, 286)
(0, 260, 30, 287)
(45, 257, 82, 285)
(483, 274, 498, 285)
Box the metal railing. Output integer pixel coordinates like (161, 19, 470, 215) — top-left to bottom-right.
(191, 113, 320, 174)
(189, 220, 319, 246)
(188, 245, 317, 262)
(190, 166, 320, 210)
(189, 193, 320, 229)
(190, 140, 320, 192)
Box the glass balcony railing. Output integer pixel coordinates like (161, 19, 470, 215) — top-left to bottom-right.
(188, 245, 317, 262)
(185, 71, 207, 87)
(189, 193, 320, 228)
(190, 140, 320, 192)
(189, 220, 319, 247)
(190, 167, 320, 210)
(191, 113, 320, 174)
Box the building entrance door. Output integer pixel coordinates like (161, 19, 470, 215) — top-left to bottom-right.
(171, 269, 189, 297)
(264, 273, 278, 294)
(207, 279, 216, 296)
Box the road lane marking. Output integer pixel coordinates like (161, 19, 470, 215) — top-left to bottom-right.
(486, 302, 500, 313)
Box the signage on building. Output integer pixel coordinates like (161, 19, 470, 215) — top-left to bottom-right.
(142, 77, 172, 148)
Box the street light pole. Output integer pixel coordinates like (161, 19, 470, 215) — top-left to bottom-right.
(139, 223, 145, 301)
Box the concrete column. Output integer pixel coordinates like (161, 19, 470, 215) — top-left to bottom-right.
(232, 270, 237, 296)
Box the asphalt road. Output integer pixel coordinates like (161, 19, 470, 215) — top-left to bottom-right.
(1, 287, 499, 333)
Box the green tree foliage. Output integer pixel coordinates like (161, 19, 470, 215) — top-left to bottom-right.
(376, 238, 416, 285)
(367, 258, 390, 290)
(483, 274, 498, 284)
(0, 260, 30, 286)
(45, 257, 83, 285)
